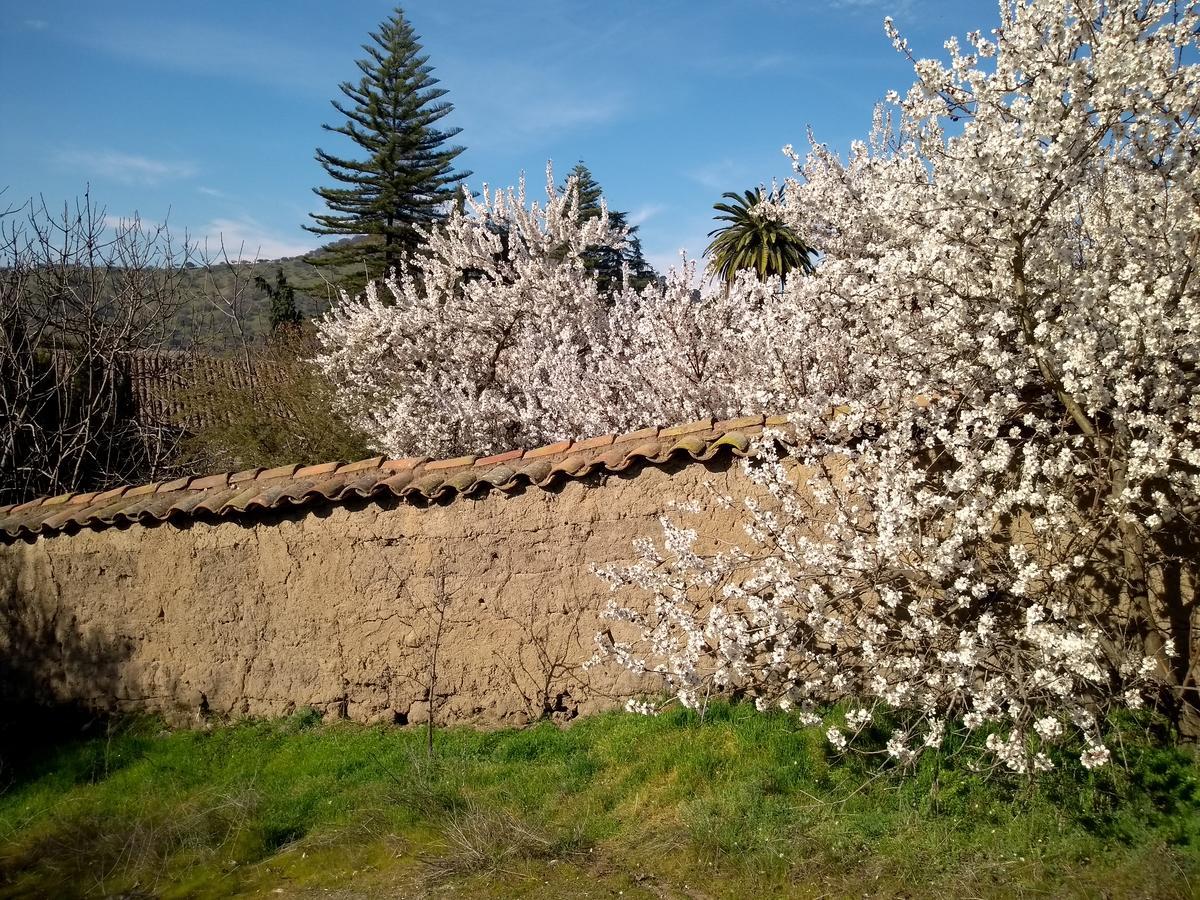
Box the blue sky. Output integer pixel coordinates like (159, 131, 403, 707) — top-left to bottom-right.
(1, 0, 997, 271)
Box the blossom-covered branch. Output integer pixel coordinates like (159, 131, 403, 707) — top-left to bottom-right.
(319, 0, 1200, 774)
(597, 0, 1200, 772)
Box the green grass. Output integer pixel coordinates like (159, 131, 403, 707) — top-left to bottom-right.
(0, 704, 1197, 898)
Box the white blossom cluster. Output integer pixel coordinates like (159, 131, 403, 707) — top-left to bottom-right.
(595, 0, 1200, 774)
(319, 1, 1200, 773)
(315, 168, 619, 457)
(315, 172, 819, 458)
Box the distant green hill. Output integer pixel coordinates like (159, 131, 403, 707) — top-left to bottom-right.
(168, 254, 360, 350)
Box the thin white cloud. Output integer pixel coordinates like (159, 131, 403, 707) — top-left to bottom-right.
(199, 216, 316, 262)
(444, 60, 627, 153)
(56, 149, 196, 186)
(629, 204, 665, 227)
(196, 186, 227, 198)
(102, 214, 140, 231)
(751, 53, 793, 72)
(23, 19, 48, 30)
(78, 20, 335, 95)
(686, 159, 751, 192)
(688, 50, 805, 80)
(829, 0, 917, 13)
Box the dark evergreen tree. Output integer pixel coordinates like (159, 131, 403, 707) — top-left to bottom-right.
(254, 268, 302, 333)
(560, 162, 658, 294)
(306, 7, 469, 280)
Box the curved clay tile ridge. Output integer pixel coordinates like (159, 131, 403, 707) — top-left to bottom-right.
(0, 415, 786, 543)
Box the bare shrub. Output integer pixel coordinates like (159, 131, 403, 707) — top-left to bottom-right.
(495, 591, 591, 722)
(0, 193, 192, 504)
(173, 327, 373, 473)
(424, 806, 553, 879)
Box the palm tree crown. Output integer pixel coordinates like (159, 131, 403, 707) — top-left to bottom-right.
(704, 188, 815, 285)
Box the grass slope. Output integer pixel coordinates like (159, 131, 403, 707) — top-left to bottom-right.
(168, 257, 346, 351)
(0, 704, 1197, 898)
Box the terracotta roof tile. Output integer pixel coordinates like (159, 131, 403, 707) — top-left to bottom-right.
(75, 494, 140, 527)
(477, 464, 519, 488)
(379, 470, 416, 493)
(425, 455, 476, 472)
(524, 440, 572, 460)
(283, 478, 330, 506)
(189, 473, 228, 491)
(594, 446, 633, 469)
(714, 414, 765, 431)
(711, 430, 754, 454)
(614, 425, 659, 444)
(222, 482, 278, 513)
(516, 458, 554, 482)
(410, 472, 448, 496)
(258, 463, 300, 480)
(191, 485, 245, 515)
(572, 433, 615, 452)
(549, 454, 590, 478)
(340, 471, 390, 499)
(134, 492, 182, 522)
(240, 483, 295, 510)
(103, 492, 167, 524)
(41, 506, 87, 531)
(166, 489, 229, 517)
(445, 469, 481, 493)
(297, 461, 342, 478)
(624, 441, 665, 462)
(158, 476, 193, 493)
(475, 448, 524, 467)
(337, 456, 384, 475)
(666, 435, 710, 457)
(382, 457, 425, 472)
(168, 489, 237, 518)
(0, 415, 796, 542)
(296, 473, 350, 504)
(661, 417, 713, 438)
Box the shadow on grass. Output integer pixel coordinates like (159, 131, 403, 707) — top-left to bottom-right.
(0, 560, 132, 786)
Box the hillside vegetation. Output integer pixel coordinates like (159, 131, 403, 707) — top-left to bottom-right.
(167, 255, 351, 350)
(1, 705, 1196, 898)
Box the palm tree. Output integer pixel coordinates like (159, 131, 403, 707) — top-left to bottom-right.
(704, 188, 815, 286)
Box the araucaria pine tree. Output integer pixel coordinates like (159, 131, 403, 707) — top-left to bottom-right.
(306, 7, 469, 279)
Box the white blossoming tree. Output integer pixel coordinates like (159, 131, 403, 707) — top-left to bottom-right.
(598, 0, 1200, 772)
(318, 0, 1200, 773)
(315, 170, 796, 457)
(316, 168, 618, 458)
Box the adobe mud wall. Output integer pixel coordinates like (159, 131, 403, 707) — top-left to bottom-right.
(0, 457, 751, 727)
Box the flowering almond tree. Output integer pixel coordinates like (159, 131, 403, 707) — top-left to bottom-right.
(315, 169, 796, 457)
(597, 0, 1200, 772)
(319, 0, 1199, 773)
(316, 167, 618, 458)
